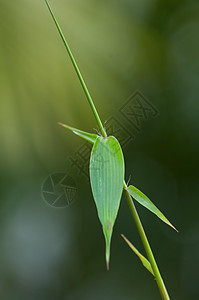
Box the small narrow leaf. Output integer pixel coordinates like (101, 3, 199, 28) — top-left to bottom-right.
(90, 136, 125, 269)
(121, 234, 154, 276)
(58, 122, 98, 144)
(127, 185, 178, 232)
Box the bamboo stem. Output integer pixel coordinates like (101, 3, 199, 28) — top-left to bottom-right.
(45, 0, 107, 137)
(123, 184, 170, 300)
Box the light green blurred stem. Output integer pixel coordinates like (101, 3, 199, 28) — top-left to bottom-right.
(45, 0, 107, 138)
(123, 184, 170, 300)
(45, 1, 170, 298)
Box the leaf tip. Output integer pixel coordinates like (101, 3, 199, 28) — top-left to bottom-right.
(170, 223, 179, 233)
(104, 221, 112, 271)
(105, 241, 110, 271)
(121, 233, 125, 240)
(121, 234, 130, 246)
(106, 259, 110, 271)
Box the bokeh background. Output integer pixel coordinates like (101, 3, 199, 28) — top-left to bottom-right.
(0, 0, 199, 299)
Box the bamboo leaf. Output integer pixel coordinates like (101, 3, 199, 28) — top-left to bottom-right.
(58, 122, 98, 144)
(127, 185, 178, 232)
(90, 136, 125, 269)
(121, 234, 154, 276)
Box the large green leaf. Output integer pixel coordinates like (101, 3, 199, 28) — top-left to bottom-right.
(90, 136, 125, 269)
(127, 185, 177, 231)
(58, 122, 98, 144)
(121, 234, 154, 276)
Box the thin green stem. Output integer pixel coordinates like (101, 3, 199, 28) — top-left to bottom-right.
(123, 183, 170, 300)
(45, 0, 107, 137)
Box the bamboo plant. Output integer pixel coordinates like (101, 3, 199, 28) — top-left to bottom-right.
(45, 1, 177, 299)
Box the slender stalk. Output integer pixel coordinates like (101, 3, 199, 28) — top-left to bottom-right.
(123, 184, 170, 300)
(45, 2, 170, 298)
(45, 0, 107, 137)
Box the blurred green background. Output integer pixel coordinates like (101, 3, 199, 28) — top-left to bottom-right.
(0, 0, 199, 299)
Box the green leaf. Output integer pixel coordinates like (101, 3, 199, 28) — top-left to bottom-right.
(90, 136, 125, 269)
(121, 234, 154, 276)
(58, 122, 98, 144)
(127, 185, 178, 232)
